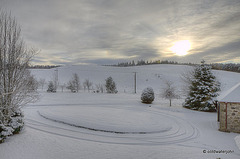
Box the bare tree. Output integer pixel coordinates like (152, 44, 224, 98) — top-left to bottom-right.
(0, 10, 38, 139)
(83, 79, 93, 92)
(38, 78, 46, 90)
(162, 81, 179, 106)
(59, 83, 66, 92)
(95, 83, 105, 93)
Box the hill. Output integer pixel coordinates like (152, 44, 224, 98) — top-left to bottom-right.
(31, 64, 240, 96)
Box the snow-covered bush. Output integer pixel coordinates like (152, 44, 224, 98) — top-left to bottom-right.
(105, 77, 118, 94)
(9, 109, 24, 134)
(0, 109, 24, 143)
(183, 60, 220, 112)
(141, 87, 155, 104)
(47, 81, 56, 92)
(0, 124, 13, 143)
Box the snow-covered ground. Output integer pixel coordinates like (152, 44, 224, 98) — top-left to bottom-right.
(1, 64, 240, 159)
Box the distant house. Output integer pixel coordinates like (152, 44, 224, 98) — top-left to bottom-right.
(218, 83, 240, 133)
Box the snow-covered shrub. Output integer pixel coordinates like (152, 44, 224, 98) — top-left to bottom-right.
(141, 87, 155, 104)
(0, 124, 13, 143)
(9, 109, 24, 134)
(47, 81, 56, 92)
(105, 77, 118, 94)
(0, 109, 24, 143)
(183, 60, 220, 112)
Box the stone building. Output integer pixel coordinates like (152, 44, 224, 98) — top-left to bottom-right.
(218, 83, 240, 133)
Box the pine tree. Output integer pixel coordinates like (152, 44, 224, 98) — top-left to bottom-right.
(66, 73, 80, 92)
(183, 60, 220, 111)
(105, 77, 118, 93)
(47, 81, 56, 92)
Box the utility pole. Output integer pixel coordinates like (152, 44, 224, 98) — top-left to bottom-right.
(56, 68, 58, 84)
(133, 72, 137, 93)
(54, 68, 58, 91)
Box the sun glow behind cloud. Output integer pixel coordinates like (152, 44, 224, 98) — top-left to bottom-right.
(2, 0, 240, 65)
(170, 40, 191, 56)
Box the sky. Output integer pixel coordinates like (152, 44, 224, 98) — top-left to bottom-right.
(1, 0, 240, 65)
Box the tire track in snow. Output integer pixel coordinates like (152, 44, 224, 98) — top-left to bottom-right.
(25, 105, 200, 146)
(38, 111, 171, 134)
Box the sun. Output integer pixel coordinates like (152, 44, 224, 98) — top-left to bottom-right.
(170, 40, 191, 56)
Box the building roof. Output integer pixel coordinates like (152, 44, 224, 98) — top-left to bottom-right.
(218, 82, 240, 103)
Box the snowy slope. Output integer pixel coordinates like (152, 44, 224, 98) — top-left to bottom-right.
(1, 64, 240, 159)
(31, 64, 193, 94)
(31, 64, 240, 95)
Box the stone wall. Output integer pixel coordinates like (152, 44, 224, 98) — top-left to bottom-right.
(219, 102, 240, 133)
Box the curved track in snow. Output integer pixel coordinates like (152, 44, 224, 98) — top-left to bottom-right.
(37, 111, 171, 134)
(25, 104, 200, 146)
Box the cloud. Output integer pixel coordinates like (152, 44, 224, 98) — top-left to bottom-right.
(1, 0, 240, 65)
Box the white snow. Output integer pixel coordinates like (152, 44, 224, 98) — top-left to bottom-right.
(0, 64, 240, 159)
(218, 82, 240, 103)
(235, 135, 240, 150)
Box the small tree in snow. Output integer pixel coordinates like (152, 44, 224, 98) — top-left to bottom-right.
(105, 77, 118, 93)
(83, 79, 93, 92)
(66, 80, 75, 92)
(38, 78, 46, 90)
(162, 81, 179, 106)
(53, 72, 58, 92)
(59, 83, 66, 92)
(47, 81, 56, 93)
(73, 73, 80, 92)
(95, 83, 105, 93)
(183, 60, 220, 111)
(141, 87, 154, 104)
(67, 73, 80, 92)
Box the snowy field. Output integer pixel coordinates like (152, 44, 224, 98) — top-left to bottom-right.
(1, 64, 240, 159)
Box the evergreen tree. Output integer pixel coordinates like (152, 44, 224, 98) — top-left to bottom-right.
(105, 77, 118, 93)
(67, 73, 80, 92)
(47, 81, 56, 92)
(183, 60, 220, 111)
(66, 80, 76, 92)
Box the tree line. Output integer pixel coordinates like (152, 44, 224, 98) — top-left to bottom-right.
(106, 59, 240, 73)
(28, 65, 61, 69)
(211, 63, 240, 73)
(105, 60, 194, 67)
